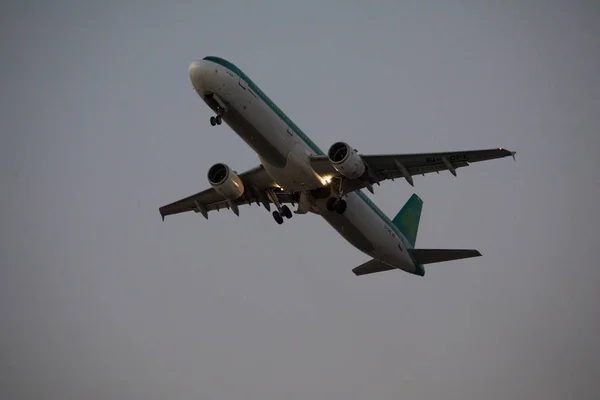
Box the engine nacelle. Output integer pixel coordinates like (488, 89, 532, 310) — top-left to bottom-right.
(207, 163, 245, 200)
(327, 142, 366, 179)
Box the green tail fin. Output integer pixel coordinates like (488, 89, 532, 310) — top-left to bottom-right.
(392, 194, 423, 247)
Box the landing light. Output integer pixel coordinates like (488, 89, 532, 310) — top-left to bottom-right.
(320, 175, 333, 185)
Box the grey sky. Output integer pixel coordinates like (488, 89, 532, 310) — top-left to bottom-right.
(2, 1, 600, 398)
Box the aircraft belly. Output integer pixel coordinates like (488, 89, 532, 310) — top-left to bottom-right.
(321, 212, 375, 255)
(212, 99, 288, 168)
(319, 192, 415, 272)
(260, 142, 324, 192)
(205, 70, 322, 191)
(201, 68, 290, 168)
(319, 193, 376, 255)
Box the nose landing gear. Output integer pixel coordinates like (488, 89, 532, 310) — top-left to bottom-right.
(209, 106, 225, 126)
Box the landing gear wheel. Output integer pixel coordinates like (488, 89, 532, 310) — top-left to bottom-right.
(273, 211, 284, 225)
(210, 116, 216, 126)
(326, 197, 337, 212)
(281, 205, 293, 219)
(326, 197, 347, 214)
(335, 199, 347, 214)
(215, 115, 222, 125)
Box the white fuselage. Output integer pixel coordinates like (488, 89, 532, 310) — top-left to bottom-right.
(189, 58, 418, 274)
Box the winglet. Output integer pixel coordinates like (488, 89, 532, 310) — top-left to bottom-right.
(511, 151, 516, 161)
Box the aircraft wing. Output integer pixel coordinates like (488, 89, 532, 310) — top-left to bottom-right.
(310, 148, 515, 193)
(159, 165, 294, 220)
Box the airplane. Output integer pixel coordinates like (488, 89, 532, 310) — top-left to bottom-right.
(159, 56, 516, 277)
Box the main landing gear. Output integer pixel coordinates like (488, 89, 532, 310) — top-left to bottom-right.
(272, 205, 292, 225)
(267, 188, 293, 225)
(325, 176, 348, 214)
(326, 197, 347, 214)
(209, 115, 222, 126)
(209, 106, 225, 126)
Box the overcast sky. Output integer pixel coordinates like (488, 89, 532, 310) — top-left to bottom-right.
(2, 1, 600, 399)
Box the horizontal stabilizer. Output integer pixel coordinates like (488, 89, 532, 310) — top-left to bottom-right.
(410, 249, 481, 264)
(352, 259, 397, 276)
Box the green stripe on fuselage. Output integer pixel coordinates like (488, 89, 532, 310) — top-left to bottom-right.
(202, 56, 424, 276)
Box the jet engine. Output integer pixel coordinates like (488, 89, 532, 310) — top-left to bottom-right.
(327, 141, 366, 179)
(207, 163, 245, 199)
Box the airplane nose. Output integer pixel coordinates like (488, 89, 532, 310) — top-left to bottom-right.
(188, 60, 205, 90)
